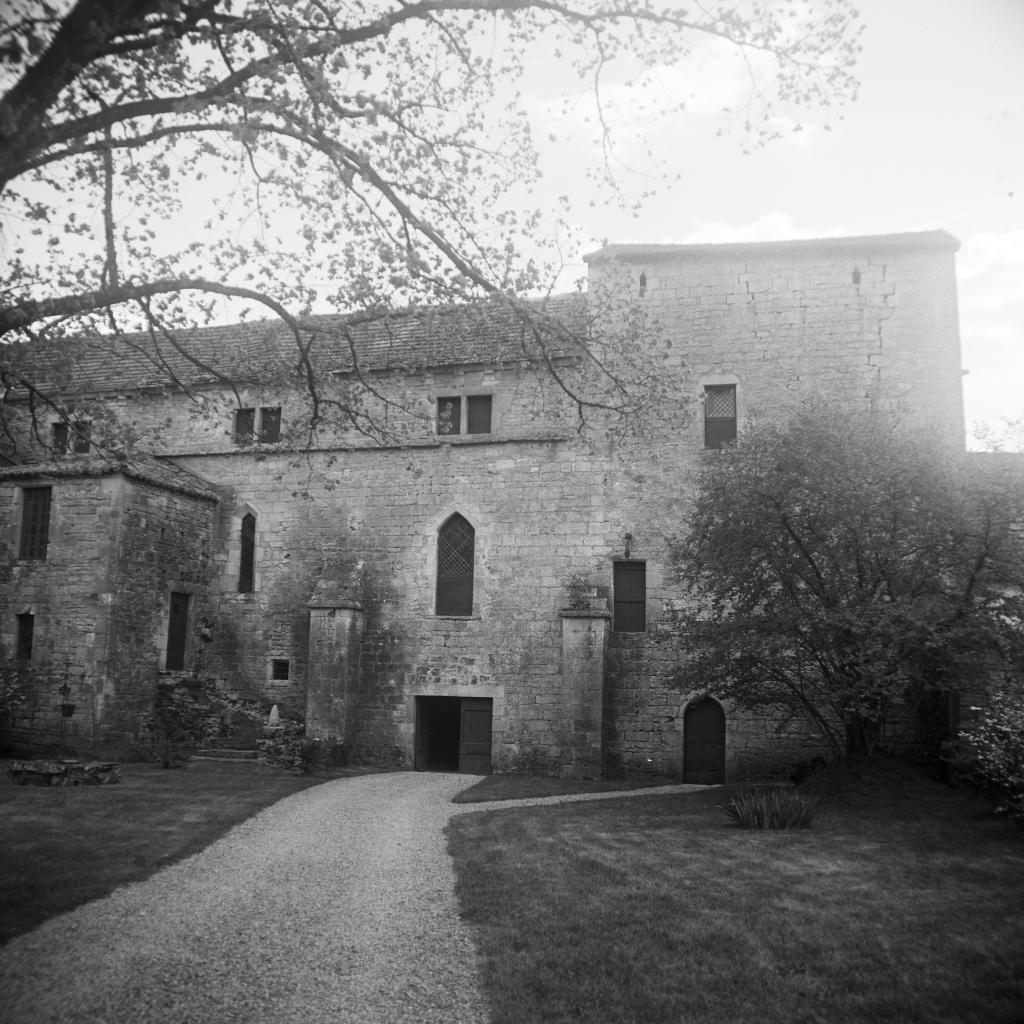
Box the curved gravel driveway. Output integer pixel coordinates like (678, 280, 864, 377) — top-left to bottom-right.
(1, 771, 706, 1024)
(1, 772, 490, 1024)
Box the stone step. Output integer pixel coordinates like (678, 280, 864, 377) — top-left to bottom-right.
(193, 748, 258, 761)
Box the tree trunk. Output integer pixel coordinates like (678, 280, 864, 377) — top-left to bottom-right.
(845, 715, 881, 756)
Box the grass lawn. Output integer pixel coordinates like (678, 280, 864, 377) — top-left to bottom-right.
(452, 771, 684, 803)
(0, 758, 330, 944)
(447, 762, 1024, 1024)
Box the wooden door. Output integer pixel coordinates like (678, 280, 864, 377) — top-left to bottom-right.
(683, 698, 725, 784)
(458, 698, 492, 775)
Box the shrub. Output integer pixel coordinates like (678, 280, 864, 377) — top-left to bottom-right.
(954, 689, 1024, 824)
(151, 684, 208, 767)
(789, 756, 827, 787)
(723, 787, 818, 829)
(296, 737, 348, 775)
(563, 571, 592, 611)
(0, 659, 56, 718)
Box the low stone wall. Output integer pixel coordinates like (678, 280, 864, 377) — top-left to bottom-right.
(8, 759, 122, 786)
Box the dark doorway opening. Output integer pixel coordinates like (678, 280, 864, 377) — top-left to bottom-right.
(166, 591, 191, 671)
(683, 697, 726, 784)
(415, 696, 492, 774)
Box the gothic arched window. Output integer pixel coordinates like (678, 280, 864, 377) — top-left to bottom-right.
(436, 514, 474, 616)
(239, 513, 256, 593)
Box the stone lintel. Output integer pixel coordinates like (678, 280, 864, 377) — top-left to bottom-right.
(307, 597, 364, 611)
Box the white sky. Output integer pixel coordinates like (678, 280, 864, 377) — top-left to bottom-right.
(524, 0, 1024, 441)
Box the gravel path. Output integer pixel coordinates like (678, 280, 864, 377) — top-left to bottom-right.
(0, 772, 490, 1024)
(0, 772, 709, 1024)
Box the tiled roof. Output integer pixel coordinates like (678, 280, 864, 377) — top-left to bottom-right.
(5, 293, 588, 398)
(584, 229, 961, 263)
(0, 455, 219, 501)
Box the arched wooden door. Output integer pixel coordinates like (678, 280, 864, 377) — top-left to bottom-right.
(683, 698, 726, 783)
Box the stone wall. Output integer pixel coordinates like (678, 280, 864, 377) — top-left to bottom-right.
(100, 477, 217, 749)
(1, 360, 586, 465)
(0, 474, 118, 753)
(0, 471, 216, 755)
(1, 233, 968, 774)
(179, 437, 618, 769)
(587, 234, 965, 445)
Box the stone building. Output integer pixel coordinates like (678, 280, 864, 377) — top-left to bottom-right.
(0, 229, 966, 778)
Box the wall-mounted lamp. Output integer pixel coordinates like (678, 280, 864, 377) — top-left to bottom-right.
(624, 533, 633, 559)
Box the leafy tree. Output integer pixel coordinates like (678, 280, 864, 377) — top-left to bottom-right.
(0, 0, 862, 446)
(668, 406, 1024, 757)
(955, 687, 1024, 823)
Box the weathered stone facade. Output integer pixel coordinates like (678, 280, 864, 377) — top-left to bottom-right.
(0, 231, 966, 777)
(0, 461, 217, 754)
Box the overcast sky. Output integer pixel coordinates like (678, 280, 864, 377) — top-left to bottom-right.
(527, 0, 1023, 441)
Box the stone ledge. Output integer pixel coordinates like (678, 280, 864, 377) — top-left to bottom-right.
(7, 760, 122, 786)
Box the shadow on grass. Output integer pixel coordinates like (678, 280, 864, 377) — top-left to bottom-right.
(452, 772, 691, 804)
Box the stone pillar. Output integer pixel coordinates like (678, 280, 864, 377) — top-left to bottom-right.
(559, 608, 611, 779)
(306, 588, 364, 742)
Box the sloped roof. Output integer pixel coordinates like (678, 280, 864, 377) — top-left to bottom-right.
(5, 293, 588, 398)
(584, 229, 961, 263)
(0, 455, 219, 502)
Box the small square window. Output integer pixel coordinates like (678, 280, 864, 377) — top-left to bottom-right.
(234, 408, 256, 443)
(52, 421, 91, 454)
(234, 407, 281, 445)
(436, 395, 492, 436)
(467, 395, 492, 434)
(437, 396, 461, 435)
(258, 407, 281, 443)
(270, 659, 290, 681)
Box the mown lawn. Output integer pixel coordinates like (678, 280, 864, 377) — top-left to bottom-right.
(447, 764, 1024, 1024)
(452, 771, 684, 803)
(0, 759, 328, 944)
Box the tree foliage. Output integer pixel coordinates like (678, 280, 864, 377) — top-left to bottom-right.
(0, 658, 41, 718)
(972, 413, 1024, 453)
(955, 687, 1024, 823)
(0, 0, 862, 442)
(668, 406, 1024, 756)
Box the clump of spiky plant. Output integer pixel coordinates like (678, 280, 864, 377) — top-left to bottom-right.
(723, 787, 818, 829)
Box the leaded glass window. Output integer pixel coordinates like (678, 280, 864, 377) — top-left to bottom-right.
(704, 385, 737, 449)
(436, 514, 474, 616)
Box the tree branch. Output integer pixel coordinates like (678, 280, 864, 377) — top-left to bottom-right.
(0, 278, 297, 336)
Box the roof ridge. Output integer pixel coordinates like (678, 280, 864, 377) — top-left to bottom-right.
(584, 229, 961, 262)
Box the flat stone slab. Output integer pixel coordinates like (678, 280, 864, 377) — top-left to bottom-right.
(7, 760, 122, 786)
